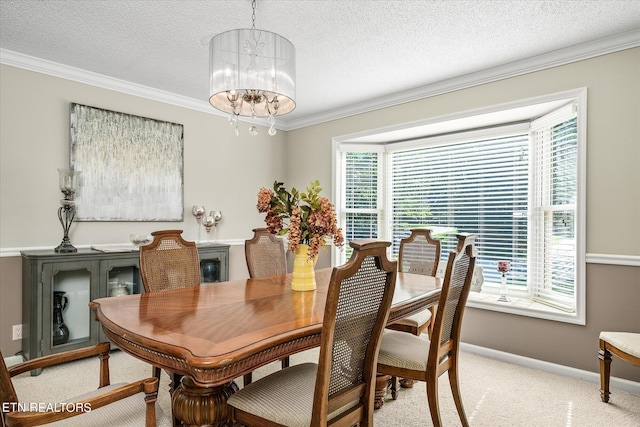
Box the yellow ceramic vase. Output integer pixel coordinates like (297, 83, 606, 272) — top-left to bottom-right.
(291, 244, 317, 291)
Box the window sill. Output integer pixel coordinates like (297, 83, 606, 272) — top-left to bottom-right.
(466, 290, 583, 325)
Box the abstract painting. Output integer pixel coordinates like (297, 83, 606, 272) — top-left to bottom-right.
(69, 103, 184, 221)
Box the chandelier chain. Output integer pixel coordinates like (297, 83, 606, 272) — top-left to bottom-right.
(251, 0, 257, 29)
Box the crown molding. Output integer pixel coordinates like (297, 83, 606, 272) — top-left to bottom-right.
(2, 29, 639, 131)
(280, 29, 640, 130)
(0, 48, 218, 115)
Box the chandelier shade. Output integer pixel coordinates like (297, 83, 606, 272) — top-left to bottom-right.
(209, 28, 296, 118)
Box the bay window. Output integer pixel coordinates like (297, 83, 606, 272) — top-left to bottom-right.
(334, 90, 585, 323)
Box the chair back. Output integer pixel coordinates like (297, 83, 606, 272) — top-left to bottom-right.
(0, 351, 18, 408)
(139, 230, 200, 293)
(398, 228, 441, 276)
(244, 228, 287, 278)
(311, 239, 397, 426)
(428, 234, 477, 374)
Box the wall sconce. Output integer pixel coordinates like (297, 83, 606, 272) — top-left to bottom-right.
(55, 168, 81, 253)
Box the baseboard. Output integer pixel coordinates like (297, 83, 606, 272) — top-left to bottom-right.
(460, 342, 640, 395)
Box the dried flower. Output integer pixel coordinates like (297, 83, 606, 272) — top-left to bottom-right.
(256, 180, 344, 259)
(497, 260, 511, 273)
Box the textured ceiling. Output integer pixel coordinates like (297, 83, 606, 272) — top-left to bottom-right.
(1, 1, 639, 129)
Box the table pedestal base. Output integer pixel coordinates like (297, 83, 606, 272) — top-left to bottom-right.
(374, 374, 391, 409)
(172, 377, 239, 426)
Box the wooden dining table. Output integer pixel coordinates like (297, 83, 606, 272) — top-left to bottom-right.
(89, 267, 441, 426)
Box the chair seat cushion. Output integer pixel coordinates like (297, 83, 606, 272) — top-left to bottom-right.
(378, 330, 430, 372)
(227, 362, 360, 426)
(390, 308, 432, 328)
(600, 332, 640, 359)
(227, 363, 318, 427)
(44, 382, 172, 427)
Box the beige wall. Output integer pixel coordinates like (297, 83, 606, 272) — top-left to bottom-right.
(2, 49, 639, 381)
(0, 64, 289, 248)
(0, 257, 21, 357)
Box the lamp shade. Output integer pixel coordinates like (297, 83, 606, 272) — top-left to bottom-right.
(57, 168, 80, 193)
(209, 28, 296, 118)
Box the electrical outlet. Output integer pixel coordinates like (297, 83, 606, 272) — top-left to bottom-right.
(12, 324, 22, 340)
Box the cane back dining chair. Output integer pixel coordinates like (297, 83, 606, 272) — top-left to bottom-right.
(386, 228, 441, 391)
(1, 342, 171, 427)
(377, 233, 477, 427)
(598, 331, 640, 402)
(139, 229, 201, 293)
(245, 227, 288, 278)
(138, 229, 201, 418)
(243, 228, 290, 386)
(387, 228, 441, 337)
(227, 239, 398, 426)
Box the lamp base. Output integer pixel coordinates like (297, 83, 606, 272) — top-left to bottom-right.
(56, 204, 77, 253)
(497, 294, 511, 302)
(55, 239, 77, 253)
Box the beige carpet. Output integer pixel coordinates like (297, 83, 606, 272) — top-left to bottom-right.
(10, 347, 640, 426)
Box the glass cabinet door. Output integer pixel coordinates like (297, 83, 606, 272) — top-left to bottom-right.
(41, 260, 98, 354)
(98, 257, 142, 343)
(100, 258, 142, 298)
(199, 246, 228, 283)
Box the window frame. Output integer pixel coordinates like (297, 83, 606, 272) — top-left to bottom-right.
(332, 89, 587, 324)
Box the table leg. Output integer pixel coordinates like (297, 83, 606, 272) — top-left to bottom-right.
(171, 377, 239, 426)
(374, 374, 391, 409)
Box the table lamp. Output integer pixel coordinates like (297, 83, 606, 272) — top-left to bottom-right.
(54, 168, 81, 253)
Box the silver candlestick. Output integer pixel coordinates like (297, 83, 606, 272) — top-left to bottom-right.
(202, 210, 222, 242)
(192, 205, 206, 242)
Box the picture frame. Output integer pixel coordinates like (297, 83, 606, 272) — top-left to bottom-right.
(69, 103, 184, 221)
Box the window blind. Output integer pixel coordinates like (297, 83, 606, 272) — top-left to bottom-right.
(530, 106, 578, 311)
(341, 150, 382, 260)
(389, 133, 530, 286)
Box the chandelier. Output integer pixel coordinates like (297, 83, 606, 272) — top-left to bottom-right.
(209, 0, 296, 136)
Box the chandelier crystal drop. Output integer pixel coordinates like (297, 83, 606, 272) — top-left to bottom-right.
(209, 0, 295, 136)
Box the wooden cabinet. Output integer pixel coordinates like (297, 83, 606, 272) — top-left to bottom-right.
(21, 243, 229, 371)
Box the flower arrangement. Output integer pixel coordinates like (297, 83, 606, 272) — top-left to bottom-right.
(497, 260, 511, 273)
(257, 180, 344, 259)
